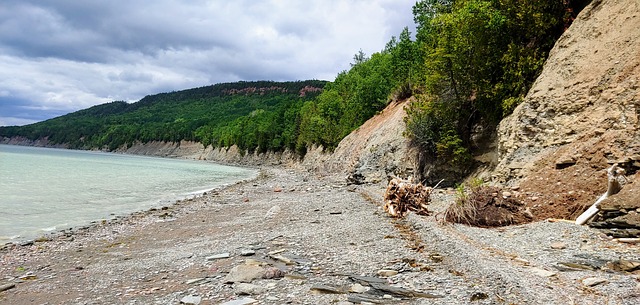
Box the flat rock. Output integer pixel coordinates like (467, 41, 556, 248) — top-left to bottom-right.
(350, 283, 367, 293)
(185, 278, 207, 285)
(240, 249, 256, 256)
(369, 283, 442, 298)
(377, 269, 399, 277)
(582, 277, 608, 287)
(219, 298, 258, 305)
(180, 295, 202, 305)
(206, 252, 230, 260)
(0, 284, 16, 292)
(310, 284, 347, 294)
(235, 283, 265, 295)
(531, 267, 557, 277)
(550, 242, 566, 249)
(224, 265, 265, 283)
(264, 206, 281, 219)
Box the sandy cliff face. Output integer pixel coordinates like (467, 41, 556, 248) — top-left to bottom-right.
(303, 98, 416, 184)
(494, 0, 640, 218)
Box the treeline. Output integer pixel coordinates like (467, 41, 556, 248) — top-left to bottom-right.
(0, 81, 327, 152)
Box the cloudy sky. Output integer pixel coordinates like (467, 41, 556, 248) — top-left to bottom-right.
(0, 0, 416, 126)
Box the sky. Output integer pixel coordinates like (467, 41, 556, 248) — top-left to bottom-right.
(0, 0, 417, 126)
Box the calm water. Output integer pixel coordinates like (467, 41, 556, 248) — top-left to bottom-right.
(0, 144, 256, 243)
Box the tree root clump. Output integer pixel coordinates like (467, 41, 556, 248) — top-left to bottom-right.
(383, 177, 432, 217)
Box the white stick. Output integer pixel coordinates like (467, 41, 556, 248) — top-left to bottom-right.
(575, 164, 625, 225)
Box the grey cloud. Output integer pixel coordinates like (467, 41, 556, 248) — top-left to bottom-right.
(0, 0, 417, 126)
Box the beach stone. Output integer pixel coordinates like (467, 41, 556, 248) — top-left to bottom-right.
(310, 284, 347, 294)
(349, 283, 367, 293)
(185, 278, 207, 285)
(206, 252, 230, 260)
(470, 292, 489, 301)
(219, 298, 258, 305)
(0, 284, 16, 292)
(377, 269, 399, 277)
(531, 267, 557, 277)
(224, 265, 265, 283)
(264, 206, 281, 219)
(550, 242, 566, 250)
(180, 295, 202, 305)
(582, 277, 608, 287)
(235, 283, 265, 295)
(262, 267, 285, 279)
(240, 249, 256, 256)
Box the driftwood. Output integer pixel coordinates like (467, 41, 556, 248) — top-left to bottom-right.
(383, 177, 434, 217)
(576, 164, 627, 225)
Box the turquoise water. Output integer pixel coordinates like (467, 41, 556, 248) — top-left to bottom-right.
(0, 144, 256, 243)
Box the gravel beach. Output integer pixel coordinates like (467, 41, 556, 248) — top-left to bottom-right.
(1, 167, 639, 304)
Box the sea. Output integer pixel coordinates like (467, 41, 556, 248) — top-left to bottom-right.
(0, 144, 257, 243)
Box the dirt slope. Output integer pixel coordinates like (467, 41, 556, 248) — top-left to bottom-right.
(494, 0, 640, 219)
(303, 98, 416, 184)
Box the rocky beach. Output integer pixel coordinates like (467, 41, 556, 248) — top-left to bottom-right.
(1, 166, 638, 305)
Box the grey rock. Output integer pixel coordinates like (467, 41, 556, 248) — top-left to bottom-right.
(240, 249, 256, 256)
(0, 283, 16, 292)
(224, 265, 265, 283)
(310, 284, 347, 294)
(530, 267, 557, 277)
(234, 283, 265, 295)
(376, 269, 398, 277)
(582, 277, 608, 287)
(206, 252, 230, 260)
(180, 295, 202, 305)
(185, 278, 207, 285)
(264, 205, 281, 219)
(219, 298, 258, 305)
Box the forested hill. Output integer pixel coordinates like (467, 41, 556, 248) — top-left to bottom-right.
(0, 80, 327, 152)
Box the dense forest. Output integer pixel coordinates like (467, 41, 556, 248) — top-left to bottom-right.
(1, 0, 588, 178)
(0, 81, 327, 153)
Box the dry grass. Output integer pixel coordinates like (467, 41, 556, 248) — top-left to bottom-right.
(444, 183, 528, 227)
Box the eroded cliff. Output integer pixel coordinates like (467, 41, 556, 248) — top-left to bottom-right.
(495, 0, 640, 220)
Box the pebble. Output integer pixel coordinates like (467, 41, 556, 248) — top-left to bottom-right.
(264, 206, 281, 219)
(582, 277, 608, 287)
(224, 265, 265, 283)
(530, 267, 557, 277)
(180, 295, 202, 305)
(0, 284, 16, 292)
(349, 283, 367, 293)
(206, 252, 230, 260)
(377, 269, 399, 277)
(185, 278, 207, 285)
(240, 249, 256, 256)
(235, 283, 265, 295)
(550, 242, 567, 250)
(219, 298, 258, 305)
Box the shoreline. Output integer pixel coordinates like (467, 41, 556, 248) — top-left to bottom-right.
(0, 174, 260, 248)
(0, 143, 261, 246)
(1, 167, 639, 304)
